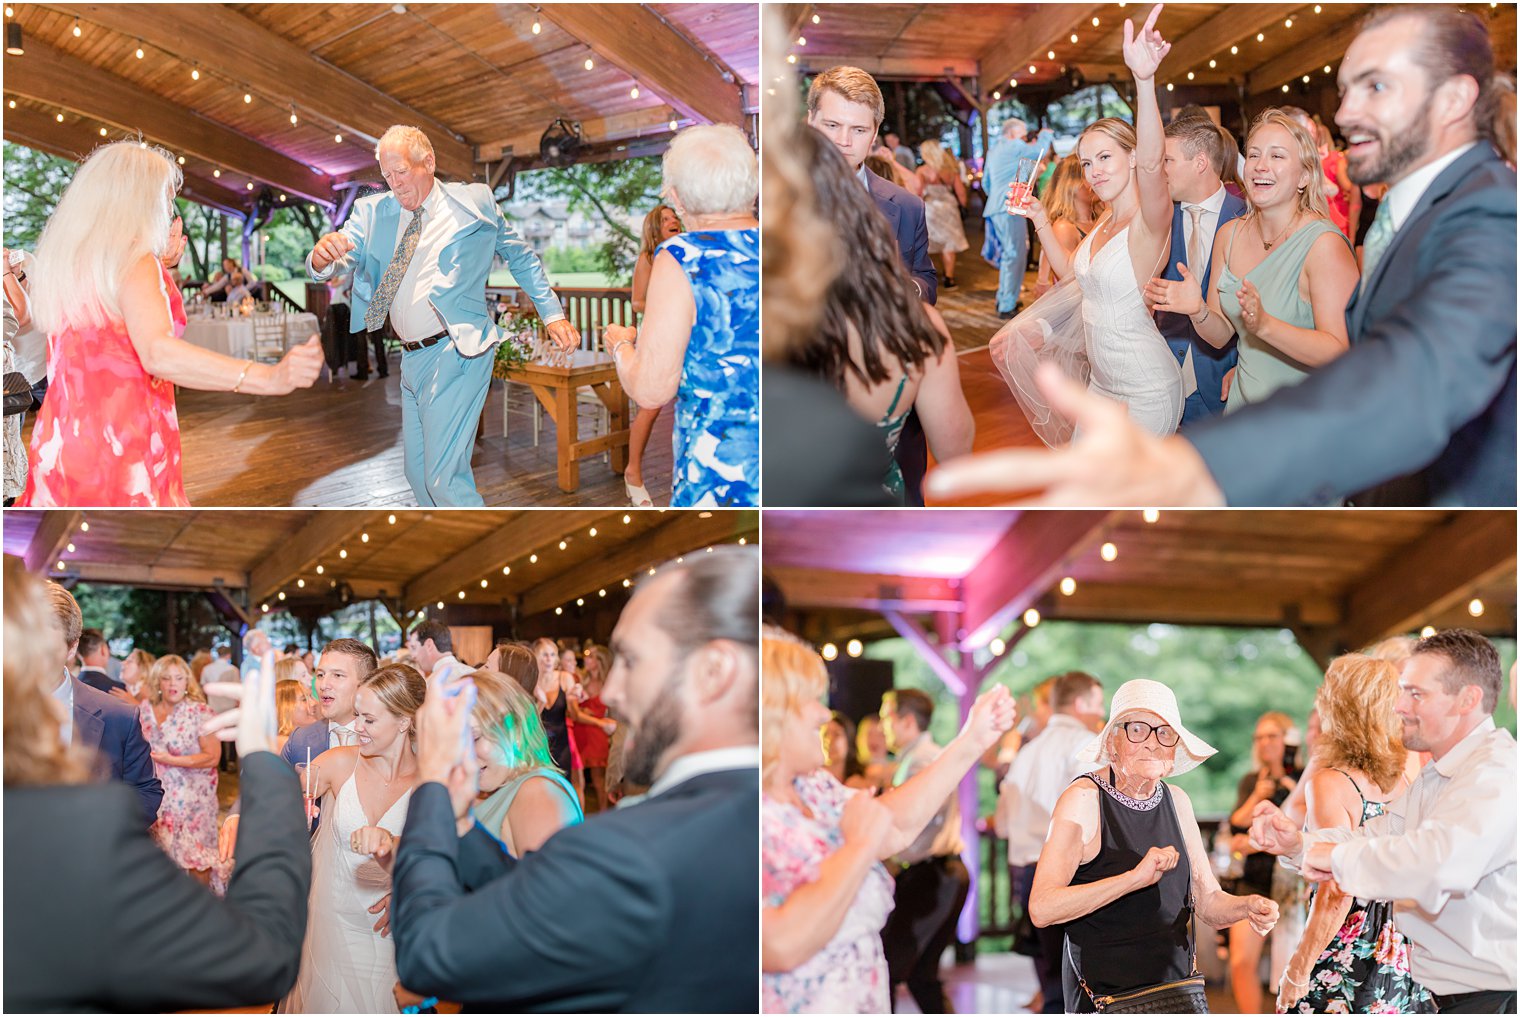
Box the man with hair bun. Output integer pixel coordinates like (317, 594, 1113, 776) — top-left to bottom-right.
(307, 125, 579, 507)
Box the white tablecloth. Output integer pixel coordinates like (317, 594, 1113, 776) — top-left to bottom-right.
(181, 313, 320, 359)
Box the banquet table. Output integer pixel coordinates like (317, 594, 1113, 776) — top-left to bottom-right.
(181, 313, 320, 359)
(498, 350, 631, 492)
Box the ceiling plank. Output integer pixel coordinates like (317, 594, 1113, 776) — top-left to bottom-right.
(248, 511, 384, 604)
(7, 38, 337, 205)
(404, 511, 624, 612)
(980, 4, 1106, 95)
(794, 53, 981, 80)
(538, 4, 745, 127)
(475, 105, 679, 162)
(960, 510, 1112, 648)
(1245, 15, 1363, 95)
(1160, 4, 1303, 77)
(766, 566, 966, 614)
(1046, 583, 1343, 629)
(1339, 512, 1517, 650)
(65, 2, 475, 181)
(64, 561, 249, 591)
(24, 510, 82, 574)
(519, 512, 757, 617)
(3, 104, 250, 216)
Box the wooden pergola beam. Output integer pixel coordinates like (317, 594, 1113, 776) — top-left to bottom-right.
(7, 39, 336, 206)
(766, 566, 966, 614)
(519, 512, 757, 617)
(474, 106, 679, 164)
(881, 609, 966, 696)
(57, 561, 248, 591)
(1161, 4, 1303, 77)
(980, 3, 1106, 95)
(959, 510, 1111, 649)
(539, 4, 745, 127)
(248, 511, 382, 605)
(24, 510, 81, 574)
(2, 104, 250, 216)
(1046, 583, 1343, 629)
(66, 2, 475, 182)
(1245, 16, 1363, 96)
(794, 53, 980, 80)
(1339, 512, 1518, 651)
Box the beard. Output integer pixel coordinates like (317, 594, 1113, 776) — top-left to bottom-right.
(1345, 95, 1436, 185)
(620, 678, 686, 788)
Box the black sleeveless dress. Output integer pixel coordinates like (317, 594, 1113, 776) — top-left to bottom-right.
(1062, 768, 1194, 1013)
(542, 692, 572, 773)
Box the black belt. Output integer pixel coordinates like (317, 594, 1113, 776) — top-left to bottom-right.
(397, 330, 448, 352)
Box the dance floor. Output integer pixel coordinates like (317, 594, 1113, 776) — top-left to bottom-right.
(24, 360, 673, 507)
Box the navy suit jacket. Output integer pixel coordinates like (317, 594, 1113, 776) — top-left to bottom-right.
(866, 169, 937, 305)
(72, 677, 162, 827)
(76, 667, 122, 696)
(1189, 143, 1516, 505)
(393, 766, 759, 1012)
(1156, 190, 1248, 422)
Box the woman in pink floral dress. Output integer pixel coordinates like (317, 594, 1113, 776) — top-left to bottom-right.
(761, 633, 1016, 1013)
(137, 654, 221, 883)
(19, 141, 322, 507)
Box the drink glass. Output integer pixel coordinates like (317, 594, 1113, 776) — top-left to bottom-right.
(1005, 157, 1040, 213)
(301, 762, 320, 824)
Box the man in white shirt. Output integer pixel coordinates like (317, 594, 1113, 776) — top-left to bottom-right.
(200, 646, 240, 772)
(1252, 629, 1516, 1013)
(997, 672, 1105, 1013)
(308, 126, 578, 507)
(406, 618, 472, 687)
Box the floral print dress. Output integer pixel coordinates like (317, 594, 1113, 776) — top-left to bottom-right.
(661, 230, 759, 508)
(138, 699, 219, 873)
(1293, 771, 1435, 1014)
(762, 770, 894, 1014)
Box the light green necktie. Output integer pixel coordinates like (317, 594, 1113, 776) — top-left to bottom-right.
(1360, 200, 1395, 281)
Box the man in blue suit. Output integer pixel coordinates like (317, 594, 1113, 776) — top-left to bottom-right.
(1157, 116, 1247, 423)
(984, 119, 1055, 316)
(44, 582, 161, 826)
(308, 126, 579, 507)
(391, 548, 759, 1012)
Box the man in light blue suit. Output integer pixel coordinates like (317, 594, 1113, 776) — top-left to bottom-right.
(984, 119, 1054, 316)
(308, 126, 580, 506)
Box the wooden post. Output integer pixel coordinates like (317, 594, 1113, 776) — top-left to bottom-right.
(935, 612, 983, 948)
(368, 599, 379, 656)
(165, 590, 178, 656)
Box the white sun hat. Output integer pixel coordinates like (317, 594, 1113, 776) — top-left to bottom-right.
(1077, 678, 1217, 777)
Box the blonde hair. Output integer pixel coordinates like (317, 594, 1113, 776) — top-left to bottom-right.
(468, 668, 558, 775)
(761, 631, 828, 784)
(1245, 109, 1330, 219)
(146, 654, 206, 706)
(854, 713, 885, 764)
(359, 663, 427, 742)
(807, 65, 885, 125)
(376, 125, 435, 165)
(122, 648, 156, 681)
(1315, 654, 1406, 793)
(584, 645, 612, 685)
(663, 123, 758, 217)
(30, 141, 182, 335)
(1044, 154, 1094, 227)
(919, 140, 958, 180)
(1250, 710, 1296, 771)
(275, 679, 307, 737)
(1364, 634, 1418, 670)
(274, 656, 309, 688)
(188, 649, 211, 684)
(1080, 117, 1138, 156)
(5, 558, 91, 786)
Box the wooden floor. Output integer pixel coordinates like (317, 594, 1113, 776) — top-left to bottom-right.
(167, 355, 673, 507)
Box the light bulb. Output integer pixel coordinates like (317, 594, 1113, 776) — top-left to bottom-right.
(529, 553, 538, 563)
(334, 133, 342, 143)
(297, 578, 305, 588)
(1285, 18, 1293, 27)
(1091, 16, 1099, 26)
(1468, 598, 1485, 617)
(821, 642, 838, 661)
(135, 46, 144, 59)
(1069, 33, 1078, 43)
(811, 13, 819, 23)
(1187, 71, 1194, 80)
(1230, 45, 1238, 54)
(501, 565, 511, 576)
(1100, 542, 1118, 562)
(191, 67, 200, 80)
(316, 565, 324, 574)
(1208, 59, 1216, 68)
(481, 579, 488, 588)
(361, 532, 369, 543)
(55, 112, 63, 122)
(796, 36, 805, 46)
(990, 637, 1006, 655)
(213, 169, 221, 177)
(1046, 50, 1055, 59)
(993, 91, 1000, 100)
(177, 156, 185, 165)
(99, 126, 107, 136)
(1060, 577, 1077, 596)
(244, 92, 252, 103)
(1023, 608, 1041, 627)
(629, 86, 638, 99)
(1143, 509, 1160, 523)
(72, 18, 80, 37)
(388, 514, 397, 524)
(584, 57, 593, 70)
(532, 19, 540, 34)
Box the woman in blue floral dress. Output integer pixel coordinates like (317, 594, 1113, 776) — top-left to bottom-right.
(1277, 655, 1433, 1014)
(604, 125, 758, 507)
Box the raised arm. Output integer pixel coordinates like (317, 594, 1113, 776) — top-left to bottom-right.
(1123, 4, 1175, 239)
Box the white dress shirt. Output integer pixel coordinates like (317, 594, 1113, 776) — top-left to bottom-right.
(999, 714, 1099, 866)
(427, 653, 474, 688)
(200, 658, 239, 713)
(386, 183, 467, 343)
(1301, 716, 1516, 994)
(1383, 142, 1478, 232)
(1181, 184, 1228, 278)
(328, 719, 358, 748)
(621, 744, 759, 807)
(893, 733, 965, 863)
(53, 669, 74, 745)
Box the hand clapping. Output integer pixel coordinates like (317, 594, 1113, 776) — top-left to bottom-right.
(1143, 263, 1204, 317)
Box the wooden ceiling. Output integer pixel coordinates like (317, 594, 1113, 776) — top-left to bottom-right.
(2, 3, 758, 211)
(784, 3, 1517, 99)
(766, 510, 1517, 665)
(3, 508, 758, 627)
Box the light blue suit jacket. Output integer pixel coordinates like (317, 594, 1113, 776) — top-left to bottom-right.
(308, 181, 564, 357)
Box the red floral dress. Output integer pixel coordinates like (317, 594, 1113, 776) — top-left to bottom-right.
(18, 263, 189, 506)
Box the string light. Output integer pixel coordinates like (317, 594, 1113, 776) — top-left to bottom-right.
(278, 591, 286, 601)
(388, 514, 397, 524)
(1314, 4, 1322, 11)
(1324, 65, 1332, 73)
(177, 156, 185, 165)
(1023, 608, 1041, 627)
(1302, 74, 1311, 83)
(589, 527, 597, 537)
(7, 100, 14, 110)
(598, 588, 606, 597)
(1469, 598, 1485, 617)
(79, 521, 89, 532)
(55, 112, 63, 122)
(1256, 32, 1265, 41)
(71, 17, 80, 36)
(622, 514, 631, 524)
(821, 642, 838, 661)
(1009, 77, 1018, 87)
(846, 639, 863, 657)
(622, 578, 631, 588)
(1166, 82, 1174, 91)
(629, 85, 638, 99)
(56, 560, 64, 570)
(99, 126, 107, 136)
(1069, 33, 1078, 43)
(738, 537, 747, 545)
(289, 105, 298, 125)
(246, 182, 254, 190)
(502, 565, 511, 575)
(339, 548, 347, 558)
(361, 532, 369, 543)
(1419, 625, 1436, 638)
(457, 591, 466, 599)
(555, 606, 563, 615)
(5, 7, 14, 18)
(531, 18, 541, 34)
(1090, 16, 1099, 26)
(213, 169, 221, 177)
(529, 553, 538, 563)
(334, 133, 342, 143)
(135, 43, 144, 59)
(558, 540, 568, 550)
(1284, 18, 1293, 27)
(576, 597, 584, 606)
(1282, 84, 1290, 92)
(1143, 509, 1160, 523)
(191, 66, 200, 80)
(262, 603, 270, 613)
(796, 36, 805, 45)
(480, 579, 488, 588)
(1028, 64, 1036, 74)
(993, 90, 1001, 100)
(786, 54, 796, 64)
(1060, 577, 1077, 596)
(811, 13, 819, 23)
(437, 600, 445, 610)
(1230, 45, 1239, 54)
(1046, 49, 1055, 60)
(584, 57, 594, 70)
(66, 543, 75, 553)
(1100, 542, 1118, 562)
(244, 92, 252, 104)
(1208, 59, 1216, 68)
(1187, 71, 1194, 80)
(668, 118, 678, 130)
(316, 564, 324, 574)
(990, 637, 1006, 655)
(296, 578, 305, 588)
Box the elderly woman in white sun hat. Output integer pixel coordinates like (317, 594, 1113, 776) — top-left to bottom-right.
(1029, 679, 1279, 1013)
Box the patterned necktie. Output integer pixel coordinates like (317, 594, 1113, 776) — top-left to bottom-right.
(364, 207, 424, 331)
(1360, 200, 1395, 281)
(1185, 204, 1207, 276)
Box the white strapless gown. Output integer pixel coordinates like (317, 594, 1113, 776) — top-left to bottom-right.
(1072, 224, 1183, 436)
(279, 773, 413, 1014)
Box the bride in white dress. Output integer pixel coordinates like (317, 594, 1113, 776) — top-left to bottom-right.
(992, 3, 1184, 444)
(279, 664, 427, 1014)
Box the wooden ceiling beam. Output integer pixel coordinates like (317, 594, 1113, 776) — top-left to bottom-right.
(519, 512, 757, 617)
(2, 104, 251, 216)
(1339, 512, 1517, 651)
(766, 566, 966, 615)
(960, 510, 1112, 648)
(795, 53, 981, 80)
(980, 3, 1106, 95)
(1245, 16, 1363, 95)
(474, 106, 679, 164)
(1045, 582, 1343, 629)
(539, 4, 745, 126)
(7, 38, 336, 205)
(60, 561, 248, 591)
(64, 2, 476, 181)
(248, 511, 385, 604)
(24, 510, 82, 574)
(1161, 4, 1303, 77)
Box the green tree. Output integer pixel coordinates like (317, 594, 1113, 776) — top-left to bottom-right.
(504, 158, 663, 283)
(3, 142, 76, 250)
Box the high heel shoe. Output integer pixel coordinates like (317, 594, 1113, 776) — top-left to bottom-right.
(625, 479, 654, 508)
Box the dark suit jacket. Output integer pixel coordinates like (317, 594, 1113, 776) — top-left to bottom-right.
(229, 719, 330, 831)
(1188, 143, 1516, 505)
(1156, 190, 1248, 422)
(393, 766, 759, 1012)
(75, 666, 121, 696)
(761, 366, 893, 506)
(72, 677, 163, 826)
(3, 751, 310, 1012)
(866, 169, 937, 306)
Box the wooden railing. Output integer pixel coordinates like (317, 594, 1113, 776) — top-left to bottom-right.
(485, 285, 635, 350)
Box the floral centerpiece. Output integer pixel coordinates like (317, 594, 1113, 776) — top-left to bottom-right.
(237, 294, 256, 317)
(492, 306, 542, 379)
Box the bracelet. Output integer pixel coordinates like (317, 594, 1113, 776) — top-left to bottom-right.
(609, 338, 631, 359)
(1282, 972, 1309, 988)
(1190, 306, 1210, 325)
(231, 359, 252, 394)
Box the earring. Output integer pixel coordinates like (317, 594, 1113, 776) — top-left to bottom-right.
(1297, 185, 1306, 193)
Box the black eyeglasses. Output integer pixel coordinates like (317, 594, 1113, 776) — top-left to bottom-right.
(1120, 720, 1180, 747)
